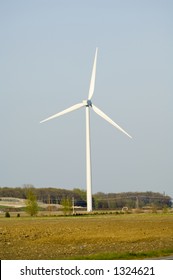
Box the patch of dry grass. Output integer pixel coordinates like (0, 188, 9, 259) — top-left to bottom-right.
(0, 213, 173, 259)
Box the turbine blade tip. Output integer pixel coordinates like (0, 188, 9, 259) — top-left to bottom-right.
(127, 133, 133, 139)
(40, 120, 46, 124)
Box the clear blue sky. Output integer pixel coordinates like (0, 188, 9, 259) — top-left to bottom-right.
(0, 0, 173, 198)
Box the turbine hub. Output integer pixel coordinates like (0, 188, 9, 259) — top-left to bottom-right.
(82, 100, 92, 107)
(87, 99, 92, 107)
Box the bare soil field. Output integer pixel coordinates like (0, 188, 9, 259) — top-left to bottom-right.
(0, 213, 173, 260)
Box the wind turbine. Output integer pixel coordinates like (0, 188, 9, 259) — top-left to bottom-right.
(40, 48, 132, 212)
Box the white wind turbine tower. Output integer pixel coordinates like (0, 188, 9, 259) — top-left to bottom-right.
(40, 48, 132, 212)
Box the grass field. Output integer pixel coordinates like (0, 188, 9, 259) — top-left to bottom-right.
(0, 213, 173, 260)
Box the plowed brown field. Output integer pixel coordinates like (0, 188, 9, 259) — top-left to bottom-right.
(0, 214, 173, 259)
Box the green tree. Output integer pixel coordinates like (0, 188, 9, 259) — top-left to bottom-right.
(61, 198, 72, 215)
(25, 188, 39, 216)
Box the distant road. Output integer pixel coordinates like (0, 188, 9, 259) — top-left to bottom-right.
(160, 255, 173, 260)
(147, 255, 173, 260)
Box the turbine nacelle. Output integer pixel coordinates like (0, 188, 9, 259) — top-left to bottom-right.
(83, 100, 92, 107)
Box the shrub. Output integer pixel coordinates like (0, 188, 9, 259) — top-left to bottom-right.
(5, 212, 10, 218)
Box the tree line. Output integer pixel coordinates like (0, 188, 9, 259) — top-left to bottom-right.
(0, 186, 172, 210)
(93, 191, 172, 209)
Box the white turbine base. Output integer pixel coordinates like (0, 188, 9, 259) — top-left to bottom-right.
(86, 106, 92, 212)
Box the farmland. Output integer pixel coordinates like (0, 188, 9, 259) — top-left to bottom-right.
(0, 213, 173, 260)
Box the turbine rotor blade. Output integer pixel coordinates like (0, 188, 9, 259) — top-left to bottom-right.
(40, 103, 85, 123)
(92, 105, 132, 139)
(88, 48, 98, 100)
